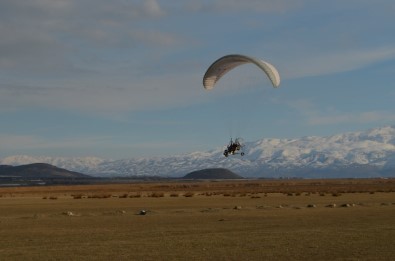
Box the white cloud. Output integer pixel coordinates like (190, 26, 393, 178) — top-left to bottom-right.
(284, 99, 395, 126)
(143, 0, 165, 17)
(129, 29, 181, 47)
(309, 111, 395, 126)
(0, 133, 116, 151)
(0, 69, 205, 114)
(283, 46, 395, 79)
(1, 0, 395, 116)
(182, 0, 304, 13)
(0, 0, 172, 72)
(0, 134, 41, 150)
(0, 131, 197, 158)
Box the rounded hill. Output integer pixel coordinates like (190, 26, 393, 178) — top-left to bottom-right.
(183, 168, 243, 179)
(0, 163, 91, 179)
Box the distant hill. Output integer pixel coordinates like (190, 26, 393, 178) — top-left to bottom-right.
(183, 168, 243, 179)
(0, 163, 91, 179)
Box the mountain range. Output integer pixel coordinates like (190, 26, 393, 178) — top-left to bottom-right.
(1, 126, 395, 178)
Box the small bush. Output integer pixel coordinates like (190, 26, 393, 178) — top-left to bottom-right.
(149, 192, 164, 198)
(90, 194, 111, 199)
(72, 194, 84, 199)
(118, 194, 129, 198)
(183, 192, 194, 197)
(129, 193, 141, 198)
(170, 193, 179, 197)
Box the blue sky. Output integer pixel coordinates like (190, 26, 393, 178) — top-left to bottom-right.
(1, 0, 395, 159)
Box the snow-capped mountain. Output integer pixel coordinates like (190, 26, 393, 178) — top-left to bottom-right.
(2, 126, 395, 178)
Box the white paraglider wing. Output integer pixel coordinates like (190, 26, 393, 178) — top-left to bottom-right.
(203, 54, 280, 90)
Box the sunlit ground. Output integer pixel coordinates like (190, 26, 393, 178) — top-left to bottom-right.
(1, 179, 395, 260)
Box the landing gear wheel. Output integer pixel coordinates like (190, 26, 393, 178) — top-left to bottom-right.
(241, 152, 245, 156)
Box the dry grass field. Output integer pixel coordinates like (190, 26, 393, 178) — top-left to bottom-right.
(1, 178, 395, 260)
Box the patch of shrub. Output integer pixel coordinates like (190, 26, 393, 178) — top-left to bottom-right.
(170, 193, 179, 197)
(72, 194, 84, 199)
(183, 192, 194, 197)
(149, 192, 164, 198)
(129, 193, 141, 198)
(90, 194, 112, 199)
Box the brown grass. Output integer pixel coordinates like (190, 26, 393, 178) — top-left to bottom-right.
(1, 178, 395, 197)
(1, 178, 395, 260)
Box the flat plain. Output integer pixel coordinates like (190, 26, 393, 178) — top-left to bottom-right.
(1, 178, 395, 260)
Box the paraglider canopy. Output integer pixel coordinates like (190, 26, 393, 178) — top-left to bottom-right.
(203, 54, 280, 90)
